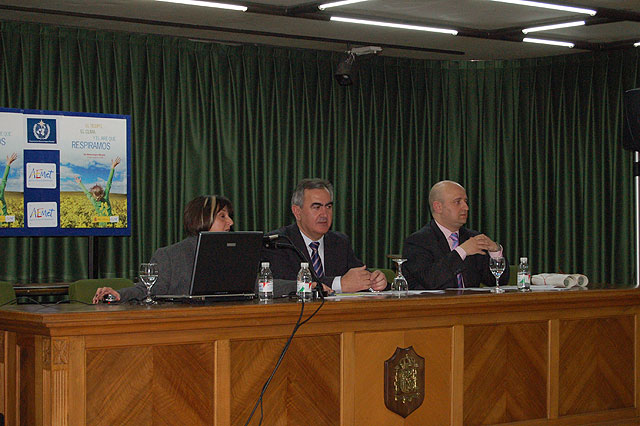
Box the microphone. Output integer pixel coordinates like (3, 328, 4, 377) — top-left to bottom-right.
(262, 234, 280, 245)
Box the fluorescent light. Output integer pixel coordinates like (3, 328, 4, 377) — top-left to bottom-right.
(319, 0, 370, 10)
(155, 0, 247, 11)
(522, 20, 585, 33)
(635, 41, 640, 47)
(523, 37, 574, 48)
(488, 0, 596, 16)
(330, 16, 458, 35)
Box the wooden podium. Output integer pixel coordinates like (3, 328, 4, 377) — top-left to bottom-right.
(1, 288, 639, 425)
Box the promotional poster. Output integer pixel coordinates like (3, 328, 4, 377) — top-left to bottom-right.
(0, 109, 131, 236)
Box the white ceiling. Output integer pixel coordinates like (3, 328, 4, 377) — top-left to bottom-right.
(1, 0, 640, 60)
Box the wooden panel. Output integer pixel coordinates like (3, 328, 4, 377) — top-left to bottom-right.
(548, 319, 560, 419)
(214, 340, 231, 426)
(451, 325, 464, 426)
(86, 346, 153, 426)
(341, 332, 355, 426)
(230, 335, 340, 426)
(18, 335, 36, 426)
(559, 316, 634, 416)
(152, 344, 214, 425)
(86, 343, 215, 426)
(353, 328, 452, 426)
(464, 322, 547, 425)
(4, 332, 17, 426)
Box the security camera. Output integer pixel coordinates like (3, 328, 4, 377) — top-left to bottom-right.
(349, 46, 382, 56)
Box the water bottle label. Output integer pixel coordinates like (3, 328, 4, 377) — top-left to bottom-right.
(297, 281, 311, 293)
(260, 281, 273, 292)
(517, 273, 531, 288)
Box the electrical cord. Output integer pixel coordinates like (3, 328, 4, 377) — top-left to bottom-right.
(0, 296, 48, 307)
(244, 292, 325, 426)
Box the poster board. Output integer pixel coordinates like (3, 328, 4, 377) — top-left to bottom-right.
(0, 108, 131, 236)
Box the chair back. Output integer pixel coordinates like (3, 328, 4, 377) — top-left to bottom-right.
(68, 278, 134, 304)
(0, 281, 17, 306)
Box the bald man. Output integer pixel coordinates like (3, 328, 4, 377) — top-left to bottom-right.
(402, 180, 509, 290)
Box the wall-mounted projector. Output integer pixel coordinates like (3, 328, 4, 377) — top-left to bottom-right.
(335, 46, 382, 86)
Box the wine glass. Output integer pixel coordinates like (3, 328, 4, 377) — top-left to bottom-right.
(489, 257, 506, 294)
(139, 263, 159, 305)
(391, 258, 408, 296)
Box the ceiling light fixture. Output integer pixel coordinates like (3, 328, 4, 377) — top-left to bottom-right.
(330, 16, 458, 35)
(319, 0, 370, 10)
(523, 37, 574, 48)
(488, 0, 596, 16)
(155, 0, 247, 11)
(522, 20, 585, 34)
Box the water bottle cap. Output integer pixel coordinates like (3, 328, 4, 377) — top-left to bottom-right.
(300, 262, 309, 267)
(520, 257, 528, 262)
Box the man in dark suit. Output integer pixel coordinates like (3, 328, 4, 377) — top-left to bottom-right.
(263, 178, 387, 293)
(402, 180, 509, 290)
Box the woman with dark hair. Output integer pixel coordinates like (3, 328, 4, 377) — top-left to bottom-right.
(92, 195, 234, 303)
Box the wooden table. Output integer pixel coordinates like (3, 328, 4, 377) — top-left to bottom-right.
(1, 288, 639, 425)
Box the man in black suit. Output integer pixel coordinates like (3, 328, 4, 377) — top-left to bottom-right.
(263, 178, 387, 293)
(402, 180, 509, 290)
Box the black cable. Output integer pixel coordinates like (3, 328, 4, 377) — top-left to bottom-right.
(244, 292, 326, 426)
(0, 296, 48, 307)
(57, 299, 93, 305)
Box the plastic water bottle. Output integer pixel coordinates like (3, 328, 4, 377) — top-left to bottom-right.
(297, 262, 313, 301)
(517, 257, 531, 292)
(258, 262, 273, 301)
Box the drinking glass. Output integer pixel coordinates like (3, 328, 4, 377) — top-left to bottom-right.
(391, 258, 408, 296)
(489, 256, 506, 294)
(139, 263, 159, 305)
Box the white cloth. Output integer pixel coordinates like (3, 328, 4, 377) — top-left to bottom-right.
(531, 273, 588, 288)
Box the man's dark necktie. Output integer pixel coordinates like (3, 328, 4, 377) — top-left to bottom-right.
(309, 241, 325, 278)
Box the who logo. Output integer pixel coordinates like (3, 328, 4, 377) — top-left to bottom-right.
(27, 118, 57, 144)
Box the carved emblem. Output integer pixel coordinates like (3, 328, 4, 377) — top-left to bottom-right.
(52, 338, 69, 366)
(384, 346, 425, 418)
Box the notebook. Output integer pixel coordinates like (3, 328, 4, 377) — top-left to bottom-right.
(155, 231, 263, 302)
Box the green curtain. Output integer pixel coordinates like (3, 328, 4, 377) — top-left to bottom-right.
(0, 21, 637, 286)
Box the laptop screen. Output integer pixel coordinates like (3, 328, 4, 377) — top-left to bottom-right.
(188, 231, 263, 296)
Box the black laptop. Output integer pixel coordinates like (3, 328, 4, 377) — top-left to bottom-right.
(156, 231, 263, 302)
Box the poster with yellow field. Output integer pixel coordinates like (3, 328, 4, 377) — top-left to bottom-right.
(0, 108, 130, 237)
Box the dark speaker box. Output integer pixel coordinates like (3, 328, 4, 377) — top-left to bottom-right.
(623, 88, 640, 151)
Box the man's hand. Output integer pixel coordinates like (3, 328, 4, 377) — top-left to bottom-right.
(341, 265, 372, 292)
(74, 176, 81, 184)
(459, 234, 500, 255)
(92, 287, 121, 304)
(370, 270, 388, 291)
(311, 282, 334, 295)
(112, 156, 121, 169)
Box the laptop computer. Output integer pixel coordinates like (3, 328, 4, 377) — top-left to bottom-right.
(156, 231, 263, 302)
